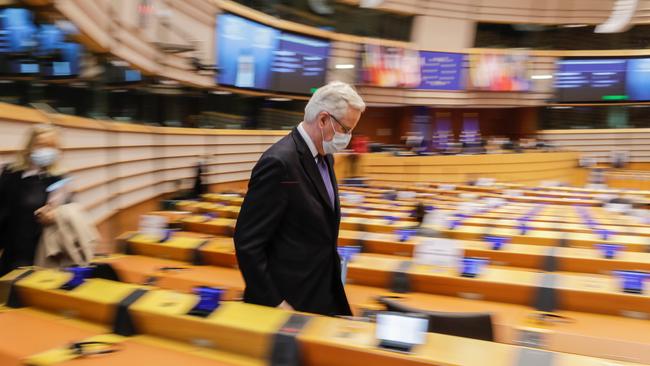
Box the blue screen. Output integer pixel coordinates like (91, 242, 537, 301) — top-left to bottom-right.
(627, 58, 650, 102)
(270, 32, 329, 94)
(216, 14, 330, 94)
(0, 8, 38, 53)
(216, 13, 279, 90)
(555, 59, 628, 102)
(418, 51, 464, 91)
(125, 69, 141, 82)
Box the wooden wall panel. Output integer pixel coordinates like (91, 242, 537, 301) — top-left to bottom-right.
(338, 0, 618, 24)
(359, 151, 581, 185)
(539, 129, 650, 163)
(0, 103, 286, 245)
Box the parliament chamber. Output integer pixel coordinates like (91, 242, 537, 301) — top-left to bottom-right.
(2, 0, 650, 365)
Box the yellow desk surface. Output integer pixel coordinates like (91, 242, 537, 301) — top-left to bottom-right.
(124, 233, 210, 262)
(339, 230, 650, 274)
(346, 286, 650, 364)
(198, 237, 238, 268)
(461, 217, 649, 237)
(347, 254, 540, 306)
(553, 271, 650, 316)
(130, 299, 289, 360)
(27, 334, 256, 366)
(0, 308, 107, 366)
(15, 270, 144, 324)
(441, 225, 650, 252)
(298, 313, 647, 366)
(182, 216, 236, 236)
(96, 255, 244, 299)
(347, 253, 650, 316)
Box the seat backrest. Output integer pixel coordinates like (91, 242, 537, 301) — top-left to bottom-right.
(378, 296, 495, 342)
(427, 312, 494, 342)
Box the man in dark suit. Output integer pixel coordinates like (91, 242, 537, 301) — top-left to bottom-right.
(234, 82, 366, 316)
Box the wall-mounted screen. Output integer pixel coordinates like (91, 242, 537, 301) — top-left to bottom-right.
(0, 8, 37, 54)
(359, 44, 420, 88)
(216, 13, 330, 94)
(627, 58, 650, 102)
(555, 59, 628, 102)
(469, 53, 530, 91)
(0, 10, 81, 77)
(270, 32, 329, 94)
(418, 51, 464, 91)
(216, 13, 279, 90)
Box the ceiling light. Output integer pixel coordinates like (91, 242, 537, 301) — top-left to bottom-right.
(267, 97, 291, 102)
(531, 74, 553, 80)
(211, 90, 232, 95)
(335, 64, 355, 70)
(110, 60, 129, 67)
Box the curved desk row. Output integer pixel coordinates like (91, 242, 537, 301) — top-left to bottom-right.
(2, 267, 647, 366)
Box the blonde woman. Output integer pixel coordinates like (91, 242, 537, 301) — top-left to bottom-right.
(0, 124, 64, 275)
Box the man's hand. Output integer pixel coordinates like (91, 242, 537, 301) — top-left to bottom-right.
(35, 205, 55, 226)
(277, 300, 294, 311)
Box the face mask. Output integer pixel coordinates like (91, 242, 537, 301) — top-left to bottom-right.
(30, 147, 59, 168)
(322, 117, 351, 155)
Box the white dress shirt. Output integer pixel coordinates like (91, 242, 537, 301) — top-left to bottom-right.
(297, 122, 319, 164)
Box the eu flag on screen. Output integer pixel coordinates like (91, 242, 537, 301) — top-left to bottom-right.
(418, 51, 465, 91)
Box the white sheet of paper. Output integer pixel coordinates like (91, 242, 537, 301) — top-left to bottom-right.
(414, 237, 463, 268)
(139, 214, 169, 240)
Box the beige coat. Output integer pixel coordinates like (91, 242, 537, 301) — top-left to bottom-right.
(35, 203, 98, 268)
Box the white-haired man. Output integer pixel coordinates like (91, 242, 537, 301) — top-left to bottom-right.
(234, 82, 365, 316)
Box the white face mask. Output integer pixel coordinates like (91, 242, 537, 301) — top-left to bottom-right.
(322, 117, 352, 155)
(31, 147, 60, 168)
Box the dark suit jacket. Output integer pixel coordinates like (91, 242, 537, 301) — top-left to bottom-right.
(234, 127, 351, 316)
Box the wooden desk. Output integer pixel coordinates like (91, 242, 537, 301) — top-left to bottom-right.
(339, 230, 650, 274)
(554, 271, 650, 316)
(555, 247, 650, 274)
(347, 287, 650, 364)
(346, 254, 541, 306)
(461, 217, 649, 237)
(340, 217, 415, 234)
(346, 253, 650, 317)
(26, 334, 253, 366)
(14, 270, 145, 325)
(298, 312, 647, 366)
(122, 233, 211, 262)
(0, 308, 106, 366)
(441, 225, 650, 252)
(96, 255, 244, 300)
(130, 298, 289, 361)
(202, 194, 244, 206)
(182, 216, 236, 236)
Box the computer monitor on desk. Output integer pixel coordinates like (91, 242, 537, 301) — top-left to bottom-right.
(375, 312, 428, 353)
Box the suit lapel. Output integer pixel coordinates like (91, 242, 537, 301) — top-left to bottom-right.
(292, 129, 335, 212)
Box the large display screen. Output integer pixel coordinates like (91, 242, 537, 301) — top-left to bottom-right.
(216, 13, 279, 90)
(555, 59, 628, 102)
(418, 51, 464, 91)
(359, 44, 421, 88)
(469, 53, 530, 91)
(0, 9, 81, 77)
(554, 57, 650, 102)
(0, 8, 37, 53)
(627, 58, 650, 102)
(270, 32, 329, 94)
(216, 13, 330, 94)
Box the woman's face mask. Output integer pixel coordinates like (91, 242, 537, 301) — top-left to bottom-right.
(31, 147, 60, 168)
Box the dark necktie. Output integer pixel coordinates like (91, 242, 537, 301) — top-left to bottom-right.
(317, 155, 335, 207)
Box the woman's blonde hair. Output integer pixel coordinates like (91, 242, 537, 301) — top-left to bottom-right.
(11, 124, 61, 174)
